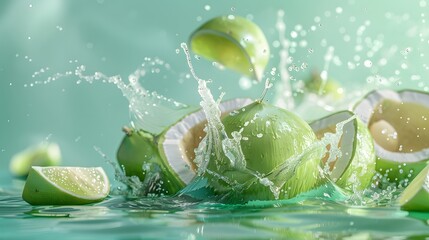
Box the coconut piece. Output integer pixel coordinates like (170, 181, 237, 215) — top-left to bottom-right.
(310, 111, 376, 191)
(354, 89, 429, 186)
(117, 98, 252, 196)
(158, 98, 253, 185)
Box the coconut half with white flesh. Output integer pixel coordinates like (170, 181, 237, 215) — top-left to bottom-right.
(157, 98, 253, 185)
(117, 98, 252, 196)
(310, 110, 376, 191)
(354, 89, 429, 186)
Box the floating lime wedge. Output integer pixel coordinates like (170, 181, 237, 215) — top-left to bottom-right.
(189, 15, 269, 81)
(22, 166, 110, 205)
(399, 164, 429, 211)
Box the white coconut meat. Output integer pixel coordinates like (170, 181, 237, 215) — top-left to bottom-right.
(160, 98, 253, 184)
(354, 89, 429, 163)
(310, 111, 356, 182)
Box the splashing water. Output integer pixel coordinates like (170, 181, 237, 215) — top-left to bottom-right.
(26, 7, 422, 205)
(178, 42, 385, 204)
(273, 10, 294, 110)
(180, 43, 247, 176)
(34, 58, 192, 135)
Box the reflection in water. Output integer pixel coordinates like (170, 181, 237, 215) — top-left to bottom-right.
(2, 186, 429, 239)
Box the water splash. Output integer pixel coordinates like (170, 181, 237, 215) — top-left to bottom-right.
(273, 10, 294, 110)
(33, 58, 192, 135)
(180, 43, 247, 176)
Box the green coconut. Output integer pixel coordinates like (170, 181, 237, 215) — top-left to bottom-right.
(117, 98, 252, 195)
(117, 128, 183, 195)
(305, 71, 344, 100)
(310, 111, 376, 191)
(354, 89, 429, 187)
(205, 101, 321, 201)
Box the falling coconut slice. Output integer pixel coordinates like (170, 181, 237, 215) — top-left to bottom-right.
(354, 89, 429, 186)
(310, 110, 376, 191)
(117, 98, 253, 195)
(399, 163, 429, 212)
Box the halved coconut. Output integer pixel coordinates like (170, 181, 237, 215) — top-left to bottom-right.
(310, 110, 376, 191)
(117, 98, 252, 195)
(157, 98, 253, 185)
(354, 89, 429, 186)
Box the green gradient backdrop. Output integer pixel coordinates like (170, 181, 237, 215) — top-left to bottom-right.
(0, 0, 427, 185)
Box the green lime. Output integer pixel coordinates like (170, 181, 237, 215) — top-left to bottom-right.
(399, 163, 429, 211)
(10, 143, 61, 177)
(189, 15, 269, 81)
(22, 166, 110, 205)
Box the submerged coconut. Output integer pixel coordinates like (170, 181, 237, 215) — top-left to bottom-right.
(205, 101, 321, 201)
(117, 98, 252, 195)
(310, 111, 376, 191)
(354, 89, 429, 186)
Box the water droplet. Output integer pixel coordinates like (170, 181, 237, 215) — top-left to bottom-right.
(204, 5, 211, 11)
(256, 133, 263, 138)
(336, 7, 343, 14)
(364, 60, 372, 68)
(314, 16, 321, 23)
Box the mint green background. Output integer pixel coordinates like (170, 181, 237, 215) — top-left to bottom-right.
(0, 0, 427, 184)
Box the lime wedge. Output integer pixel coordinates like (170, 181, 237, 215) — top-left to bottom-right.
(399, 164, 429, 211)
(22, 166, 110, 205)
(9, 143, 61, 177)
(189, 15, 269, 81)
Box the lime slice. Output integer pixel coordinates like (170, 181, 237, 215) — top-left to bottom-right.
(399, 164, 429, 211)
(22, 166, 110, 205)
(9, 143, 61, 177)
(189, 15, 269, 81)
(354, 89, 429, 187)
